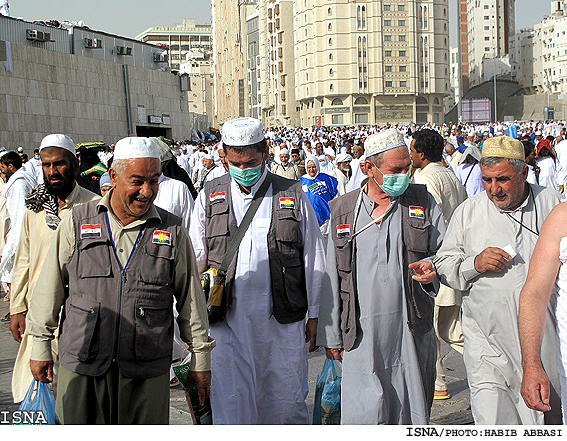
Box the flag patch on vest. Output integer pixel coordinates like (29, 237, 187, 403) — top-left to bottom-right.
(209, 192, 226, 204)
(152, 230, 172, 245)
(279, 197, 295, 209)
(337, 224, 350, 238)
(409, 206, 425, 219)
(80, 224, 101, 238)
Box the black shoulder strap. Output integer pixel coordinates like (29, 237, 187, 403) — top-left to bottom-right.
(218, 173, 272, 276)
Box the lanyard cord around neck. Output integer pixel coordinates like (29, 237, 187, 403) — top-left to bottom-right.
(504, 186, 539, 237)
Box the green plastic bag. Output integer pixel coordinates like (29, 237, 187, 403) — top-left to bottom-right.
(172, 361, 212, 425)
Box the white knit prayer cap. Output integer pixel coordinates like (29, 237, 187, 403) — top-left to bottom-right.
(39, 134, 77, 157)
(364, 128, 406, 158)
(221, 117, 264, 146)
(113, 137, 159, 160)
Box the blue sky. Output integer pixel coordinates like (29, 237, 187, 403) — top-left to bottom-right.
(9, 0, 545, 45)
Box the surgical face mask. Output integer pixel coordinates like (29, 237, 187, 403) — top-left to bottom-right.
(374, 167, 410, 197)
(228, 162, 263, 187)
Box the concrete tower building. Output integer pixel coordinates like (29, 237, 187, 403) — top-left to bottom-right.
(293, 0, 450, 126)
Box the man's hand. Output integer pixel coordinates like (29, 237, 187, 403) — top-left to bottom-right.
(325, 347, 343, 360)
(521, 364, 552, 412)
(409, 261, 436, 284)
(9, 312, 26, 343)
(30, 360, 53, 383)
(305, 318, 318, 353)
(188, 370, 211, 406)
(474, 247, 512, 273)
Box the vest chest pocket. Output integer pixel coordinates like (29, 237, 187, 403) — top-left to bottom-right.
(77, 238, 112, 278)
(403, 218, 431, 254)
(140, 242, 175, 286)
(205, 202, 230, 238)
(333, 237, 353, 273)
(62, 297, 100, 362)
(275, 209, 302, 243)
(134, 298, 173, 361)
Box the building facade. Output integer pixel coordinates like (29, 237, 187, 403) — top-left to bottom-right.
(293, 0, 450, 126)
(466, 0, 515, 88)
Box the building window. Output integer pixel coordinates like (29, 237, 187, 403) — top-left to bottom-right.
(385, 35, 392, 41)
(330, 84, 334, 91)
(485, 36, 490, 41)
(384, 4, 391, 11)
(385, 81, 393, 87)
(331, 98, 343, 105)
(328, 23, 332, 31)
(484, 15, 489, 19)
(328, 7, 332, 15)
(331, 114, 344, 125)
(398, 4, 405, 11)
(399, 35, 406, 42)
(399, 50, 406, 57)
(329, 38, 333, 46)
(485, 47, 490, 51)
(484, 4, 489, 8)
(399, 20, 406, 26)
(329, 53, 333, 61)
(385, 65, 393, 72)
(355, 113, 369, 124)
(354, 97, 368, 104)
(385, 50, 392, 57)
(384, 20, 392, 26)
(484, 26, 489, 30)
(329, 68, 334, 75)
(400, 81, 407, 87)
(399, 65, 407, 72)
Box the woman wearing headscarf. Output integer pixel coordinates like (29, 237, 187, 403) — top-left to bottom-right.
(300, 155, 339, 241)
(536, 138, 559, 191)
(455, 146, 484, 197)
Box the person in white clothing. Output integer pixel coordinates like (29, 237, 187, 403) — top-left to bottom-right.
(0, 152, 36, 302)
(189, 117, 325, 424)
(455, 147, 484, 197)
(535, 139, 559, 191)
(329, 153, 352, 195)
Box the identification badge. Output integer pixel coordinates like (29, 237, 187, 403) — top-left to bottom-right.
(337, 224, 350, 238)
(279, 197, 295, 209)
(409, 206, 425, 219)
(209, 192, 226, 204)
(153, 230, 172, 246)
(80, 224, 101, 238)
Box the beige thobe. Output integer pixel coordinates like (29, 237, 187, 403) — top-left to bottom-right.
(10, 184, 99, 402)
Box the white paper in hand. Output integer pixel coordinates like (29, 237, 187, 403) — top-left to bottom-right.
(501, 244, 517, 260)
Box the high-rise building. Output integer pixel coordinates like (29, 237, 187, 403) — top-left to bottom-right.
(465, 0, 515, 88)
(135, 19, 212, 71)
(293, 0, 450, 126)
(211, 0, 252, 124)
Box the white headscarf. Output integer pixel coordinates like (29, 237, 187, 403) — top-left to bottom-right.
(303, 154, 320, 178)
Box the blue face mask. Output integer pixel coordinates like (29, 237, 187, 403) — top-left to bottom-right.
(374, 168, 410, 197)
(228, 162, 263, 187)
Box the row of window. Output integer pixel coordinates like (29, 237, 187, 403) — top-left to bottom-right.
(384, 19, 406, 27)
(385, 65, 407, 72)
(384, 4, 405, 11)
(384, 34, 406, 42)
(385, 80, 408, 87)
(385, 50, 407, 57)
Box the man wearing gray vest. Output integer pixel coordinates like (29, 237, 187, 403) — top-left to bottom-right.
(189, 117, 325, 424)
(26, 137, 214, 424)
(317, 128, 446, 424)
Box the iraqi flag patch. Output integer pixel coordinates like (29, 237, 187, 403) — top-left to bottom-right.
(337, 224, 350, 238)
(279, 197, 295, 209)
(80, 224, 101, 238)
(209, 192, 226, 204)
(409, 206, 425, 219)
(152, 230, 172, 246)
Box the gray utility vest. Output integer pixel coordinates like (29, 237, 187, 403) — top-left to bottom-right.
(203, 172, 308, 324)
(58, 201, 182, 378)
(329, 183, 435, 352)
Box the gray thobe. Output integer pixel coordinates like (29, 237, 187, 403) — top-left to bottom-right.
(318, 190, 445, 424)
(434, 185, 563, 425)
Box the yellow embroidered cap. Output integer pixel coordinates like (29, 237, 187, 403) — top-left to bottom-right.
(481, 136, 525, 161)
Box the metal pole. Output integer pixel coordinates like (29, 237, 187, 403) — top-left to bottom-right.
(493, 66, 497, 123)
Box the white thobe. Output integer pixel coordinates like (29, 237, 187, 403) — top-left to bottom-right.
(434, 185, 563, 424)
(0, 168, 36, 283)
(537, 156, 559, 191)
(189, 168, 325, 424)
(153, 174, 193, 230)
(555, 140, 567, 188)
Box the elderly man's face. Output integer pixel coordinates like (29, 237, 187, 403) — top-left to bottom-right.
(280, 154, 289, 166)
(109, 158, 161, 221)
(481, 160, 528, 211)
(202, 158, 214, 169)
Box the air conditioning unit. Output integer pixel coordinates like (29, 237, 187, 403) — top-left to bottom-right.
(116, 45, 132, 55)
(153, 53, 168, 63)
(84, 38, 102, 49)
(26, 30, 51, 42)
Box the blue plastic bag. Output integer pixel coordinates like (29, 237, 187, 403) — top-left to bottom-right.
(17, 380, 56, 425)
(312, 358, 341, 425)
